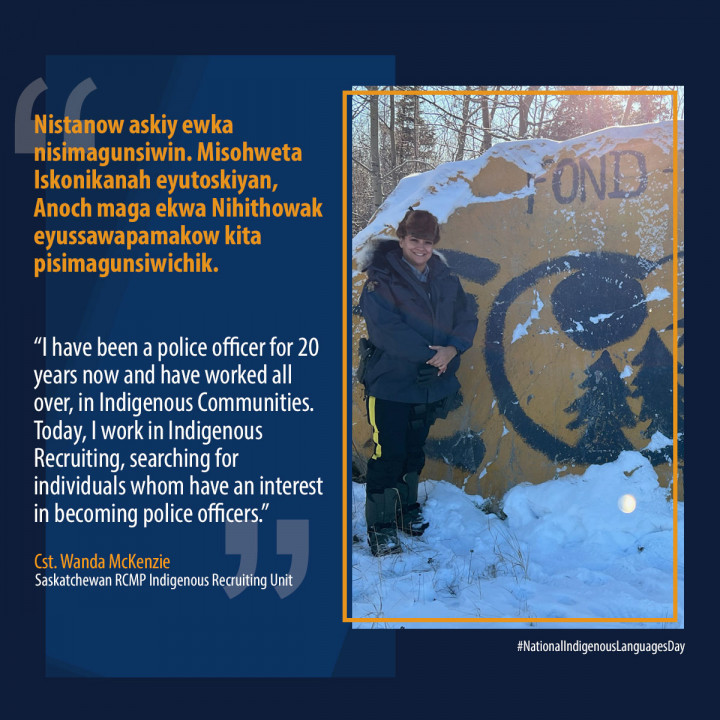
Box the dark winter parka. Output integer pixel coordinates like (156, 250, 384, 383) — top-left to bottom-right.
(360, 240, 478, 405)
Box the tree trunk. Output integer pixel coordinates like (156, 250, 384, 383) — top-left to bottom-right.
(455, 90, 471, 161)
(368, 88, 382, 210)
(480, 88, 492, 152)
(622, 87, 638, 125)
(389, 94, 397, 185)
(518, 87, 537, 139)
(536, 94, 549, 136)
(413, 94, 420, 162)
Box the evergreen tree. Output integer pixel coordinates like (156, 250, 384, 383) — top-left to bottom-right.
(565, 351, 636, 463)
(631, 328, 673, 439)
(394, 90, 436, 178)
(621, 89, 673, 125)
(544, 90, 623, 141)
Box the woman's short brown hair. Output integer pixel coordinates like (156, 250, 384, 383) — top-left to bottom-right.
(396, 207, 440, 244)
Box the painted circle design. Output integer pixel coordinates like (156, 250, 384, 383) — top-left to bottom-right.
(484, 251, 667, 465)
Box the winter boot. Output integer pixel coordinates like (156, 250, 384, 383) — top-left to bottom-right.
(366, 488, 402, 557)
(396, 472, 429, 536)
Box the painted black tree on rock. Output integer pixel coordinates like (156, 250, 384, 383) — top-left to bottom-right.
(631, 328, 673, 439)
(631, 326, 684, 467)
(675, 318, 685, 467)
(676, 372, 685, 466)
(565, 351, 636, 463)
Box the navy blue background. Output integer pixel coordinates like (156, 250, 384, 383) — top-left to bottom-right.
(38, 54, 393, 677)
(2, 1, 704, 715)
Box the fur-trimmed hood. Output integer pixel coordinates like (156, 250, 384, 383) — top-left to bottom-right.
(360, 237, 450, 277)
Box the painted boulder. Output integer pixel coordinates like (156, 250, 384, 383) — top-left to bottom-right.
(352, 121, 684, 500)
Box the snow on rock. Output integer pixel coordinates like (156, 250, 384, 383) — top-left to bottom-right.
(352, 122, 681, 255)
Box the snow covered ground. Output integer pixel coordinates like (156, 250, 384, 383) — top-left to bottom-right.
(350, 451, 683, 629)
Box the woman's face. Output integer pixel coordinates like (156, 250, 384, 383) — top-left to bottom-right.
(399, 235, 434, 272)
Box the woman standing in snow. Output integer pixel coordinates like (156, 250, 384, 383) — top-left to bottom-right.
(359, 208, 478, 556)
